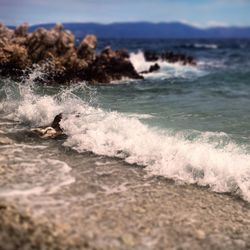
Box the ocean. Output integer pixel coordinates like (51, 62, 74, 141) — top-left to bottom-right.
(1, 38, 250, 205)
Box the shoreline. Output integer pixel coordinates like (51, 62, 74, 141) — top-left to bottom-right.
(1, 154, 250, 249)
(1, 101, 250, 249)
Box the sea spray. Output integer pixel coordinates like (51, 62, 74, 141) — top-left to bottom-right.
(129, 51, 205, 79)
(1, 78, 250, 201)
(61, 105, 250, 201)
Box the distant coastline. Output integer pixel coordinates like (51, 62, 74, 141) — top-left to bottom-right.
(12, 22, 250, 39)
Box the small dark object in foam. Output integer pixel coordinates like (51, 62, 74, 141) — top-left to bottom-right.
(51, 113, 63, 132)
(149, 63, 160, 72)
(31, 113, 63, 139)
(140, 63, 160, 74)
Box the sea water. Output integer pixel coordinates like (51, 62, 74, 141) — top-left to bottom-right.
(1, 39, 250, 202)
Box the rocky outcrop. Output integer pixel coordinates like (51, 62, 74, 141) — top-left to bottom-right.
(77, 34, 96, 63)
(0, 23, 14, 43)
(144, 50, 197, 66)
(0, 22, 198, 84)
(85, 47, 143, 83)
(0, 43, 29, 75)
(15, 23, 29, 37)
(0, 23, 142, 84)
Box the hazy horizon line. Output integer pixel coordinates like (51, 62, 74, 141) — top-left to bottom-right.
(6, 20, 250, 29)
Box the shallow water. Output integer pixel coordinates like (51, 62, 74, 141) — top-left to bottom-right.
(1, 38, 250, 203)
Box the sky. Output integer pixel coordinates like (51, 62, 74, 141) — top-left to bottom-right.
(1, 0, 250, 27)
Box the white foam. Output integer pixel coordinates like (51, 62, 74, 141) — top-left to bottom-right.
(127, 113, 154, 119)
(0, 187, 45, 197)
(194, 43, 218, 49)
(2, 79, 250, 201)
(95, 161, 112, 166)
(130, 51, 205, 79)
(198, 59, 226, 70)
(0, 142, 75, 197)
(60, 102, 250, 201)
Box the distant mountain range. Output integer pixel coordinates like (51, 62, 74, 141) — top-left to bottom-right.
(28, 22, 250, 39)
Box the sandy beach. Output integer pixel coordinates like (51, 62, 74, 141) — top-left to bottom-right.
(1, 145, 250, 250)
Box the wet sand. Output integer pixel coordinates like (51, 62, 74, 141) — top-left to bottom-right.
(1, 161, 250, 249)
(1, 132, 250, 250)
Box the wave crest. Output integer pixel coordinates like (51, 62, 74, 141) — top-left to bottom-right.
(1, 78, 250, 201)
(129, 51, 205, 79)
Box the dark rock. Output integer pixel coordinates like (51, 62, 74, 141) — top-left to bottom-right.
(15, 23, 29, 37)
(149, 63, 160, 72)
(31, 113, 64, 139)
(77, 35, 96, 63)
(51, 113, 63, 132)
(140, 63, 160, 74)
(86, 47, 143, 84)
(101, 46, 116, 58)
(144, 50, 197, 66)
(53, 23, 64, 32)
(0, 43, 29, 74)
(0, 23, 14, 42)
(57, 29, 75, 55)
(27, 24, 74, 62)
(144, 50, 159, 62)
(115, 49, 130, 59)
(0, 22, 145, 84)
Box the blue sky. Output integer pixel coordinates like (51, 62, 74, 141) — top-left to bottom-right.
(1, 0, 250, 27)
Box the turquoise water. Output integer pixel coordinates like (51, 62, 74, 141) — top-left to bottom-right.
(1, 39, 250, 201)
(97, 39, 250, 137)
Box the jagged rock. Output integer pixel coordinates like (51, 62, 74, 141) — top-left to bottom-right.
(144, 50, 159, 62)
(82, 35, 97, 50)
(26, 25, 72, 65)
(144, 50, 196, 66)
(31, 113, 63, 139)
(0, 43, 29, 72)
(0, 23, 14, 41)
(27, 27, 48, 62)
(101, 46, 116, 58)
(11, 36, 28, 46)
(77, 35, 97, 63)
(116, 49, 130, 59)
(53, 23, 64, 32)
(57, 30, 75, 54)
(15, 23, 29, 37)
(0, 22, 144, 84)
(149, 63, 160, 72)
(86, 47, 143, 84)
(141, 63, 160, 74)
(0, 22, 145, 84)
(43, 29, 59, 47)
(50, 113, 63, 132)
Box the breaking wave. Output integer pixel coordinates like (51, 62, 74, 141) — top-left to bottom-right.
(1, 77, 250, 202)
(129, 51, 205, 79)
